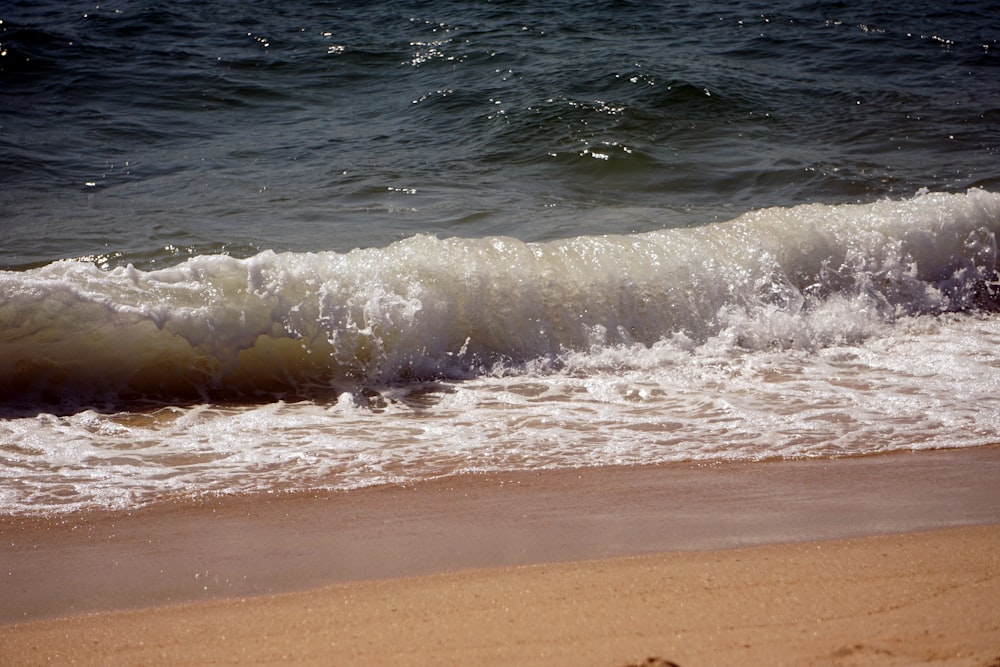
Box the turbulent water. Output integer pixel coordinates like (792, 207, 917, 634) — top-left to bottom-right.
(2, 1, 999, 514)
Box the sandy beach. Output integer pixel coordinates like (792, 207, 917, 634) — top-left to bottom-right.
(2, 447, 999, 665)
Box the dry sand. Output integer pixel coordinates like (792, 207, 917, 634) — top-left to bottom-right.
(2, 447, 999, 666)
(3, 526, 999, 666)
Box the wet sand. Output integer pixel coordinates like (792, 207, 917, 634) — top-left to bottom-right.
(1, 446, 999, 665)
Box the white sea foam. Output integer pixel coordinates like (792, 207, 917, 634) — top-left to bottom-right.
(2, 190, 999, 513)
(2, 310, 999, 515)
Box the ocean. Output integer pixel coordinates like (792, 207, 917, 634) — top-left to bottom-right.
(2, 0, 999, 516)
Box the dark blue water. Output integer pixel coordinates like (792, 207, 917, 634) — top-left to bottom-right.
(3, 1, 1000, 515)
(3, 0, 998, 268)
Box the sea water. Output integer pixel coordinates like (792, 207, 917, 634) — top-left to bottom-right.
(2, 0, 999, 514)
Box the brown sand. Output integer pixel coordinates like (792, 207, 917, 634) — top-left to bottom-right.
(3, 526, 999, 666)
(2, 447, 1000, 665)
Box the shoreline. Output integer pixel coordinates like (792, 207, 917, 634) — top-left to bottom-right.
(2, 529, 998, 665)
(2, 445, 999, 625)
(2, 446, 999, 665)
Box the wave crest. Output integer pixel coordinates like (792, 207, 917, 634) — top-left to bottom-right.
(1, 189, 998, 404)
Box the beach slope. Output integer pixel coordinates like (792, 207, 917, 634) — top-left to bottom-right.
(2, 448, 999, 665)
